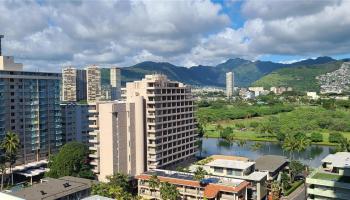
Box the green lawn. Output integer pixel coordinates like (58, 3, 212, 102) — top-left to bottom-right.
(312, 172, 350, 183)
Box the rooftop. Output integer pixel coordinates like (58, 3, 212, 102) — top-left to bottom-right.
(206, 159, 255, 170)
(209, 155, 249, 162)
(255, 155, 288, 173)
(11, 176, 96, 200)
(311, 172, 350, 183)
(138, 170, 249, 198)
(143, 169, 246, 188)
(321, 152, 350, 168)
(82, 195, 115, 200)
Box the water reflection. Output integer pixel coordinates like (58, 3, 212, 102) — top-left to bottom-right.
(200, 138, 335, 167)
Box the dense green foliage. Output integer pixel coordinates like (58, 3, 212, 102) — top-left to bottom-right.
(160, 182, 180, 200)
(310, 132, 323, 142)
(46, 142, 93, 179)
(197, 103, 294, 122)
(255, 107, 350, 141)
(252, 61, 343, 91)
(329, 132, 345, 143)
(194, 167, 207, 181)
(92, 173, 137, 200)
(289, 161, 305, 181)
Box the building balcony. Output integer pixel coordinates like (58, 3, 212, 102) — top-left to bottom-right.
(89, 145, 98, 151)
(89, 139, 98, 144)
(90, 160, 99, 166)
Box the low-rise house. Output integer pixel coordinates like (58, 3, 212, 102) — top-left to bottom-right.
(306, 152, 350, 199)
(191, 155, 268, 200)
(255, 155, 288, 181)
(1, 176, 96, 200)
(137, 169, 249, 200)
(306, 92, 319, 100)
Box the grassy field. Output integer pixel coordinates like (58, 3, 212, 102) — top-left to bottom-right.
(203, 109, 350, 146)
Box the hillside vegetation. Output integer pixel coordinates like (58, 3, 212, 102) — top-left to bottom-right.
(252, 61, 343, 91)
(120, 57, 338, 87)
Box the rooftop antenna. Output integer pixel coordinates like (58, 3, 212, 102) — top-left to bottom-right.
(0, 35, 4, 56)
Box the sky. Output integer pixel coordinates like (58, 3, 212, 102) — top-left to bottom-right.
(0, 0, 350, 71)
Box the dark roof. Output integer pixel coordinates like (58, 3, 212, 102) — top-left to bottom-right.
(11, 176, 96, 200)
(255, 155, 288, 173)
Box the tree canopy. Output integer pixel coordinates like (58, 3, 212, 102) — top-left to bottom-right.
(46, 142, 93, 179)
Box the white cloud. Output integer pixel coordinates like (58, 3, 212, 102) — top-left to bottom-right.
(0, 0, 229, 70)
(0, 0, 350, 70)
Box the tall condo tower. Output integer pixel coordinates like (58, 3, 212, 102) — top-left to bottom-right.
(226, 71, 234, 98)
(62, 67, 86, 102)
(124, 74, 198, 170)
(0, 36, 62, 164)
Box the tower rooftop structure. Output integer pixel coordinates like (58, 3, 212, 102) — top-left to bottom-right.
(0, 35, 23, 71)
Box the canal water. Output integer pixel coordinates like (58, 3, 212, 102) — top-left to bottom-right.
(199, 138, 336, 168)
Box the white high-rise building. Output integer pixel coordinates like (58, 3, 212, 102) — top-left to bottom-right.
(226, 72, 234, 98)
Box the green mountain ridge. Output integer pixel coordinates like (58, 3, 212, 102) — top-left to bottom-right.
(120, 56, 343, 91)
(252, 61, 344, 91)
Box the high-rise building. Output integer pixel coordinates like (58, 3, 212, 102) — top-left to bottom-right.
(61, 103, 90, 144)
(88, 74, 197, 181)
(226, 72, 234, 98)
(86, 66, 121, 102)
(62, 67, 86, 102)
(0, 54, 62, 164)
(88, 100, 145, 182)
(306, 152, 350, 199)
(125, 74, 198, 170)
(86, 66, 101, 102)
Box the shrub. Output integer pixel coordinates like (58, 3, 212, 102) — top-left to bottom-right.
(249, 121, 260, 128)
(329, 132, 344, 143)
(310, 132, 323, 142)
(220, 127, 233, 140)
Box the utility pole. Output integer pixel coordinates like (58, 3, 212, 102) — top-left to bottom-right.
(0, 35, 4, 56)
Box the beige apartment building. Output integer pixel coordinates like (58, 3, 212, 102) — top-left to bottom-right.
(124, 74, 198, 170)
(89, 74, 198, 181)
(88, 100, 145, 182)
(86, 66, 121, 102)
(226, 72, 234, 98)
(62, 67, 86, 102)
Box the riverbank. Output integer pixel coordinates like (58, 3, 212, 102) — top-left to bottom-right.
(203, 129, 340, 146)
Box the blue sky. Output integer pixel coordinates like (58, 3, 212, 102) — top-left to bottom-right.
(0, 0, 350, 71)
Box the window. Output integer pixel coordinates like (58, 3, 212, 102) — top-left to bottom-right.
(214, 167, 223, 173)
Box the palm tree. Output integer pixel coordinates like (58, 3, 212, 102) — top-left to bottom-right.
(160, 182, 180, 200)
(282, 133, 298, 159)
(1, 132, 20, 185)
(148, 174, 160, 196)
(0, 156, 6, 191)
(295, 135, 310, 156)
(194, 167, 207, 181)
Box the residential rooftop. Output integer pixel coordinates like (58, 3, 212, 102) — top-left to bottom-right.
(255, 155, 288, 173)
(138, 170, 250, 198)
(143, 169, 247, 188)
(209, 155, 250, 162)
(206, 159, 255, 170)
(82, 195, 115, 200)
(311, 172, 350, 184)
(321, 152, 350, 168)
(11, 176, 96, 200)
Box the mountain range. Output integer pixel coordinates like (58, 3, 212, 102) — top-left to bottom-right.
(121, 56, 346, 91)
